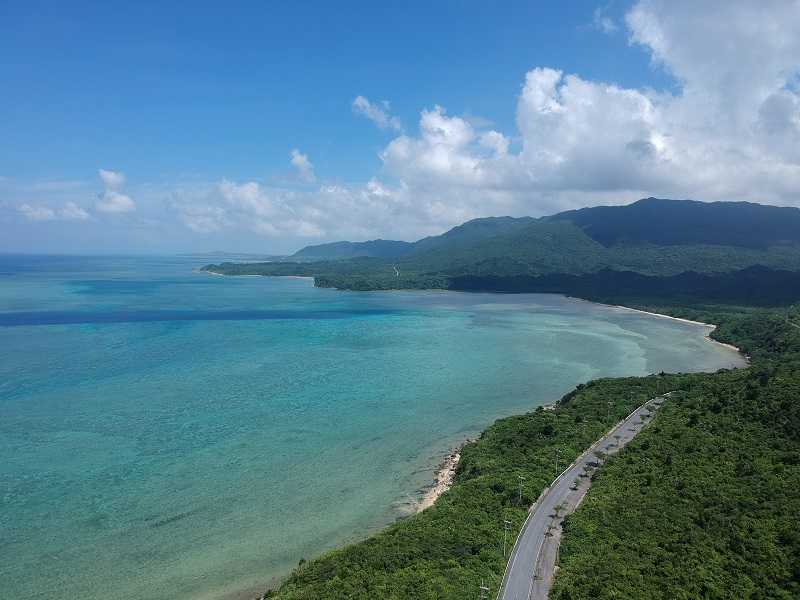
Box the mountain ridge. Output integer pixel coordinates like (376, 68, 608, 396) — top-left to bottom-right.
(205, 198, 800, 304)
(291, 198, 800, 260)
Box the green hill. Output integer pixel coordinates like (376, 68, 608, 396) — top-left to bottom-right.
(205, 198, 800, 306)
(550, 197, 800, 248)
(292, 239, 414, 260)
(410, 215, 538, 255)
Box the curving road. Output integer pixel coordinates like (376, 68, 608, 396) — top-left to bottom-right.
(498, 393, 671, 600)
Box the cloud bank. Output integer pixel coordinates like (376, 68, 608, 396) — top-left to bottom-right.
(187, 0, 799, 244)
(9, 1, 800, 250)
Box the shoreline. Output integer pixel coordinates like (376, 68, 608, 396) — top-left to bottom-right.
(415, 442, 470, 513)
(198, 269, 314, 281)
(600, 302, 746, 357)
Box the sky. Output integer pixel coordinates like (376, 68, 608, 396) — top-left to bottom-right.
(1, 0, 799, 254)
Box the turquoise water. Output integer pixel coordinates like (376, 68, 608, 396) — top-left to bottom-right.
(0, 255, 745, 600)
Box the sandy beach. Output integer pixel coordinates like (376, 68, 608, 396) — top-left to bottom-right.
(200, 269, 314, 281)
(416, 443, 468, 512)
(603, 303, 746, 356)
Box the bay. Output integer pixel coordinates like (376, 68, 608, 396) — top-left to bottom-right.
(0, 255, 744, 600)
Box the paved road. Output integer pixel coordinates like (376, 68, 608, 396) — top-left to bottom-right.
(498, 394, 671, 600)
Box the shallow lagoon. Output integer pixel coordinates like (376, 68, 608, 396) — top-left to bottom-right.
(0, 255, 744, 599)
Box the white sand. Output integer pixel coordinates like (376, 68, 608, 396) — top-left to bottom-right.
(416, 446, 464, 512)
(604, 303, 745, 356)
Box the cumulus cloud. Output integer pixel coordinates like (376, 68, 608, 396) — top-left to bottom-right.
(166, 1, 800, 246)
(96, 169, 136, 213)
(18, 201, 90, 221)
(60, 201, 91, 220)
(381, 105, 515, 189)
(352, 96, 403, 132)
(377, 0, 800, 215)
(98, 169, 125, 189)
(178, 204, 229, 233)
(290, 149, 316, 183)
(18, 204, 56, 221)
(96, 190, 135, 213)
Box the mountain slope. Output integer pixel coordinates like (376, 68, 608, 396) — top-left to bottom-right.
(204, 198, 800, 303)
(403, 220, 608, 276)
(410, 216, 538, 254)
(550, 197, 800, 248)
(293, 239, 414, 260)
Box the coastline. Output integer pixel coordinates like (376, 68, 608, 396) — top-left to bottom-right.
(602, 302, 746, 357)
(416, 442, 470, 513)
(198, 269, 314, 281)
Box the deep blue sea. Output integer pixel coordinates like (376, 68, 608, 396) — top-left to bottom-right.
(0, 255, 745, 600)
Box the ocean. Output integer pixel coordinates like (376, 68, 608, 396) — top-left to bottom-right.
(0, 255, 745, 599)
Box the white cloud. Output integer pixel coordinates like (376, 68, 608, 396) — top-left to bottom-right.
(18, 201, 90, 221)
(95, 169, 136, 213)
(290, 149, 316, 183)
(593, 4, 619, 34)
(381, 106, 511, 188)
(179, 204, 229, 233)
(98, 169, 125, 189)
(216, 179, 322, 237)
(96, 190, 136, 213)
(352, 96, 403, 132)
(375, 0, 800, 221)
(18, 203, 56, 221)
(479, 130, 511, 156)
(55, 1, 800, 249)
(60, 202, 91, 220)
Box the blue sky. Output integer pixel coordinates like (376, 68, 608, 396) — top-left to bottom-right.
(2, 1, 798, 253)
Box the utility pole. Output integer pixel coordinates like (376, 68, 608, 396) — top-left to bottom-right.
(554, 447, 561, 474)
(503, 519, 512, 557)
(517, 474, 526, 505)
(607, 401, 612, 421)
(479, 580, 489, 600)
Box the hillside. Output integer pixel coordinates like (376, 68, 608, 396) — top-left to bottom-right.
(291, 217, 537, 260)
(292, 239, 414, 260)
(550, 197, 800, 248)
(410, 215, 538, 254)
(204, 198, 800, 305)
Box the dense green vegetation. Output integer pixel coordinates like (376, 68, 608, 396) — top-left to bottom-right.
(549, 197, 800, 249)
(550, 310, 800, 600)
(205, 199, 800, 298)
(262, 303, 800, 600)
(271, 374, 685, 600)
(292, 239, 414, 260)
